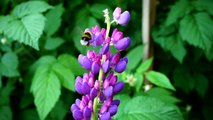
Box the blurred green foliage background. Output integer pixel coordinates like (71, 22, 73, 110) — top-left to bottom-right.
(0, 0, 213, 120)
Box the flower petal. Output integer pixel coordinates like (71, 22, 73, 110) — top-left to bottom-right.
(73, 109, 83, 120)
(108, 105, 118, 116)
(104, 86, 113, 98)
(92, 61, 100, 74)
(113, 82, 124, 93)
(117, 11, 130, 26)
(114, 37, 130, 51)
(114, 59, 127, 73)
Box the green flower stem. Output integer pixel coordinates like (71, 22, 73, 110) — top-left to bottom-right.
(91, 9, 112, 119)
(92, 69, 103, 120)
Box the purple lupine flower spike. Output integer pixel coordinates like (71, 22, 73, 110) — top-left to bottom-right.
(71, 7, 130, 120)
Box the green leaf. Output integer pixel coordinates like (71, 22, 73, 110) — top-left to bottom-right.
(88, 17, 99, 28)
(147, 87, 181, 104)
(153, 31, 186, 63)
(173, 67, 195, 93)
(44, 37, 64, 50)
(134, 73, 144, 93)
(205, 45, 213, 61)
(145, 71, 175, 91)
(20, 109, 39, 120)
(31, 64, 61, 120)
(180, 12, 213, 51)
(0, 16, 14, 33)
(194, 74, 208, 97)
(12, 1, 53, 18)
(193, 0, 213, 15)
(44, 4, 64, 36)
(120, 96, 183, 120)
(4, 14, 46, 50)
(0, 52, 19, 77)
(166, 0, 192, 26)
(49, 100, 67, 120)
(0, 106, 12, 120)
(136, 57, 153, 73)
(53, 62, 75, 92)
(90, 4, 110, 19)
(114, 94, 131, 120)
(57, 54, 86, 76)
(0, 81, 14, 105)
(30, 56, 56, 72)
(126, 45, 143, 71)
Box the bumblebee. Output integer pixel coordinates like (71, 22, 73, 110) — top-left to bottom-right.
(80, 31, 92, 46)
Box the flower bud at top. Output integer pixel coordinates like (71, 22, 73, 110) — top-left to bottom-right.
(117, 11, 130, 26)
(113, 7, 130, 26)
(113, 7, 122, 20)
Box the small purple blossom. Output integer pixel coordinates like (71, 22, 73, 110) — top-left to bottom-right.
(113, 7, 130, 26)
(71, 7, 130, 120)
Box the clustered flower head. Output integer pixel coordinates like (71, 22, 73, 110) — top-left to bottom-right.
(71, 7, 131, 120)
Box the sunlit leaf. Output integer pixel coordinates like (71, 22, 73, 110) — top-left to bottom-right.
(126, 45, 143, 71)
(147, 87, 181, 104)
(53, 62, 75, 92)
(4, 14, 46, 49)
(136, 57, 153, 73)
(31, 64, 61, 120)
(58, 54, 86, 76)
(12, 1, 52, 18)
(119, 96, 183, 120)
(114, 94, 131, 120)
(145, 71, 175, 91)
(134, 73, 144, 92)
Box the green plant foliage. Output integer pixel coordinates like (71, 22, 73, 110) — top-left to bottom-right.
(114, 94, 131, 119)
(57, 54, 86, 76)
(193, 0, 213, 15)
(0, 52, 19, 77)
(180, 12, 213, 52)
(12, 1, 53, 18)
(44, 37, 64, 50)
(31, 63, 61, 120)
(30, 55, 75, 119)
(134, 72, 144, 92)
(136, 57, 153, 73)
(147, 87, 181, 104)
(118, 96, 183, 120)
(4, 14, 45, 50)
(44, 4, 64, 36)
(126, 45, 143, 71)
(0, 0, 213, 119)
(153, 32, 186, 63)
(166, 0, 192, 26)
(0, 106, 12, 120)
(145, 71, 175, 91)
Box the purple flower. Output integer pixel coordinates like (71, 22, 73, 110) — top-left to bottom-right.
(114, 37, 131, 51)
(114, 59, 127, 73)
(113, 7, 130, 26)
(111, 28, 123, 44)
(71, 7, 131, 120)
(78, 54, 92, 70)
